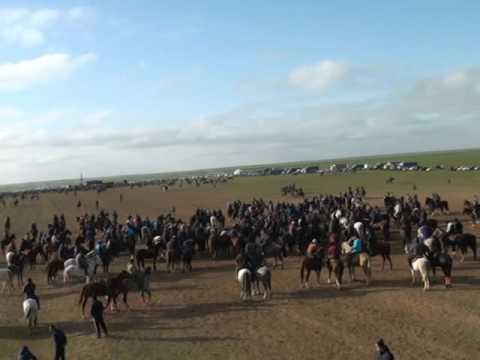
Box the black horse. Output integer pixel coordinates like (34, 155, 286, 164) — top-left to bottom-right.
(442, 233, 477, 261)
(136, 238, 165, 271)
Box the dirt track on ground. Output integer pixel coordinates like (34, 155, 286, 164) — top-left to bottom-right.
(1, 179, 480, 359)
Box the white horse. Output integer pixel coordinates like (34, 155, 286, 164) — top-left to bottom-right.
(237, 268, 252, 301)
(0, 267, 14, 293)
(23, 298, 39, 329)
(253, 266, 272, 300)
(410, 257, 431, 291)
(63, 251, 101, 285)
(6, 251, 15, 266)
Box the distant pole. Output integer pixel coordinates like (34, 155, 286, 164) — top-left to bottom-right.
(80, 172, 84, 186)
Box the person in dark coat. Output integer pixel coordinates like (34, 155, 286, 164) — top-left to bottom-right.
(49, 325, 67, 360)
(91, 296, 108, 338)
(23, 278, 40, 310)
(17, 346, 37, 360)
(375, 339, 394, 360)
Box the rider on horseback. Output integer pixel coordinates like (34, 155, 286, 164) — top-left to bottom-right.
(306, 239, 319, 258)
(23, 278, 40, 310)
(244, 242, 263, 282)
(75, 252, 89, 277)
(327, 235, 340, 261)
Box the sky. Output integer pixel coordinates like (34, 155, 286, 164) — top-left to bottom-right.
(1, 1, 480, 184)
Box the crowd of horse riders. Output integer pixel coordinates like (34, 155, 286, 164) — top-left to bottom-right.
(1, 187, 478, 358)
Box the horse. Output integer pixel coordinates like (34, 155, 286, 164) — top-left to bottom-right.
(46, 258, 64, 284)
(79, 276, 130, 316)
(6, 251, 25, 286)
(181, 245, 194, 273)
(340, 242, 372, 286)
(119, 269, 152, 304)
(236, 268, 252, 301)
(23, 298, 39, 330)
(447, 233, 477, 262)
(326, 257, 345, 290)
(63, 251, 101, 285)
(385, 177, 395, 184)
(0, 234, 15, 255)
(262, 240, 285, 269)
(371, 241, 393, 270)
(24, 243, 48, 270)
(423, 237, 454, 287)
(0, 267, 14, 293)
(136, 236, 165, 271)
(425, 197, 449, 215)
(300, 252, 324, 289)
(235, 254, 272, 299)
(408, 256, 431, 291)
(435, 229, 477, 261)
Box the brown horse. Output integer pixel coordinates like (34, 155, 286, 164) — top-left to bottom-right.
(46, 258, 64, 284)
(326, 258, 345, 290)
(78, 276, 129, 316)
(373, 241, 393, 270)
(300, 251, 324, 288)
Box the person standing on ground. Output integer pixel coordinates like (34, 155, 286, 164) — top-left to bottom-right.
(91, 296, 108, 338)
(49, 325, 67, 360)
(375, 339, 394, 360)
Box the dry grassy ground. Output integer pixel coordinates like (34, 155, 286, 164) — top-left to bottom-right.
(1, 173, 480, 359)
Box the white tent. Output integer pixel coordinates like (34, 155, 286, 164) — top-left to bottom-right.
(233, 169, 243, 176)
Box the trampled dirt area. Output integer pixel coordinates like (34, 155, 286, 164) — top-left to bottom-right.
(1, 175, 480, 359)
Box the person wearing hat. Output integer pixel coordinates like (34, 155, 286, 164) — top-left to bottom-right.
(306, 239, 319, 258)
(375, 339, 394, 359)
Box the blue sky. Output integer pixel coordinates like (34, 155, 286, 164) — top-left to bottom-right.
(1, 1, 480, 184)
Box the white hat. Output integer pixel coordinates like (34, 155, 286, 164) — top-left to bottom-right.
(312, 239, 317, 244)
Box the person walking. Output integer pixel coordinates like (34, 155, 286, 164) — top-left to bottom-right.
(49, 325, 67, 360)
(375, 339, 394, 360)
(91, 296, 108, 338)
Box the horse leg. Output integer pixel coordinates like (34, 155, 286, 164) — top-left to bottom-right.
(410, 269, 416, 286)
(305, 270, 311, 288)
(327, 262, 332, 284)
(280, 255, 284, 270)
(316, 270, 321, 285)
(335, 265, 343, 290)
(460, 247, 466, 263)
(381, 255, 386, 271)
(388, 255, 393, 270)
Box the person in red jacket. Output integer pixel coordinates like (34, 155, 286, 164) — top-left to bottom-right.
(306, 239, 319, 257)
(327, 235, 341, 260)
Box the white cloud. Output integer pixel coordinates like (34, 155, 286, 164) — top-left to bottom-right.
(1, 65, 480, 184)
(0, 7, 90, 47)
(0, 53, 96, 91)
(288, 60, 350, 91)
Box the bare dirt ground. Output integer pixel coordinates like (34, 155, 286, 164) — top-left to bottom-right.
(1, 175, 480, 359)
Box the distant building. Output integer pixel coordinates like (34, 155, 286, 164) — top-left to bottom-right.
(398, 162, 419, 170)
(330, 163, 347, 172)
(383, 162, 400, 170)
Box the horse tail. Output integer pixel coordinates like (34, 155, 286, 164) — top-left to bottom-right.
(25, 305, 32, 320)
